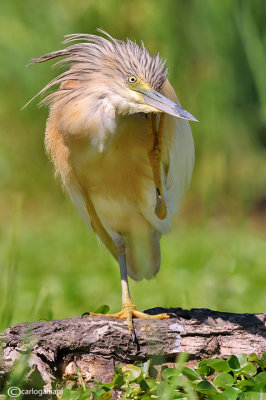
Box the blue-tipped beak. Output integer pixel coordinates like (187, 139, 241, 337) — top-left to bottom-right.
(138, 89, 198, 122)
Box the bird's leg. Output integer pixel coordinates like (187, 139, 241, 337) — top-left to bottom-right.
(147, 113, 167, 219)
(87, 253, 169, 337)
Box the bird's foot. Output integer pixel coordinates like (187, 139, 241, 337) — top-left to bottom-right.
(83, 300, 170, 341)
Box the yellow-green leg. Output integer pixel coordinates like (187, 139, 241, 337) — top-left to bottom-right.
(88, 254, 169, 339)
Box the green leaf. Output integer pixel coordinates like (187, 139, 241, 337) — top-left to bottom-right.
(60, 389, 81, 400)
(115, 363, 123, 374)
(195, 380, 218, 394)
(223, 387, 243, 400)
(156, 381, 172, 398)
(145, 378, 157, 391)
(100, 380, 114, 389)
(127, 385, 142, 397)
(255, 383, 266, 392)
(260, 383, 266, 392)
(236, 354, 248, 367)
(241, 362, 257, 376)
(248, 354, 264, 369)
(213, 372, 234, 388)
(93, 305, 110, 314)
(141, 360, 151, 377)
(195, 359, 213, 376)
(162, 367, 179, 379)
(241, 392, 265, 400)
(196, 359, 211, 367)
(207, 395, 225, 400)
(121, 364, 141, 382)
(113, 374, 125, 387)
(254, 372, 266, 383)
(140, 379, 150, 391)
(262, 354, 266, 369)
(244, 383, 266, 394)
(96, 392, 112, 400)
(235, 380, 254, 389)
(227, 355, 241, 371)
(249, 353, 260, 362)
(181, 367, 200, 381)
(198, 365, 212, 376)
(91, 387, 112, 400)
(207, 359, 231, 372)
(79, 390, 93, 400)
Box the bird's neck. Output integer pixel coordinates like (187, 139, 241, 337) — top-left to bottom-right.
(54, 92, 118, 153)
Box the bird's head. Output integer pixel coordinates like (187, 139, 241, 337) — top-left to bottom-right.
(121, 74, 197, 121)
(27, 30, 196, 148)
(29, 30, 197, 117)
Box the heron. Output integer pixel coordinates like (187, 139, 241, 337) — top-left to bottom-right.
(28, 30, 197, 340)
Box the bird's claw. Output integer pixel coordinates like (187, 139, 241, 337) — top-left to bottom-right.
(131, 328, 137, 344)
(166, 312, 177, 318)
(81, 312, 91, 318)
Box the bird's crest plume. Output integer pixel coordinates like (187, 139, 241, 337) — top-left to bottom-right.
(24, 29, 167, 108)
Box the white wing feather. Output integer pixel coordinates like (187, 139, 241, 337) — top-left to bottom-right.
(163, 115, 194, 216)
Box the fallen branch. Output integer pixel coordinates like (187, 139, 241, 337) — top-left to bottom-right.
(0, 308, 265, 390)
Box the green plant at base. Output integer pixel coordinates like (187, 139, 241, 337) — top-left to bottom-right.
(1, 353, 266, 399)
(53, 353, 266, 399)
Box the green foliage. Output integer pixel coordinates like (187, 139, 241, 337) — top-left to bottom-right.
(93, 305, 110, 315)
(52, 353, 266, 399)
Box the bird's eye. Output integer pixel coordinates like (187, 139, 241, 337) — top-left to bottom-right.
(128, 76, 137, 84)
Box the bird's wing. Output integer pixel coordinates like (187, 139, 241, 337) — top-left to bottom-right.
(160, 80, 195, 216)
(70, 178, 118, 261)
(45, 118, 118, 261)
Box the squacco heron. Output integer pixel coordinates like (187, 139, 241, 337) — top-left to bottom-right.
(28, 31, 197, 340)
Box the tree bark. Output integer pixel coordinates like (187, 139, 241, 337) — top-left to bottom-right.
(0, 308, 265, 391)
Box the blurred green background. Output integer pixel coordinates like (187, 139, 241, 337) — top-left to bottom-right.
(0, 0, 265, 330)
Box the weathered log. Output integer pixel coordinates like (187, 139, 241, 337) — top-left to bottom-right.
(0, 308, 265, 391)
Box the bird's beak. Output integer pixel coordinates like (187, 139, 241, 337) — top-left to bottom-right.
(137, 88, 198, 122)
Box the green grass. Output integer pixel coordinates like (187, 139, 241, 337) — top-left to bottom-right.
(0, 196, 265, 331)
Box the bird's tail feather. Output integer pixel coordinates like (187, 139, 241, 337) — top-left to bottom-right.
(125, 227, 161, 281)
